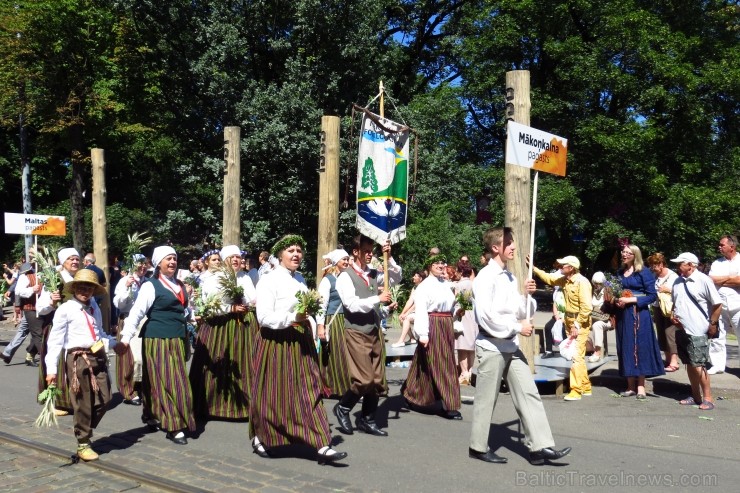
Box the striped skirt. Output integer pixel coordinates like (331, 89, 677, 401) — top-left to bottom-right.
(402, 313, 460, 411)
(318, 313, 352, 397)
(39, 323, 73, 412)
(189, 312, 256, 420)
(249, 324, 331, 450)
(115, 316, 142, 400)
(141, 337, 196, 433)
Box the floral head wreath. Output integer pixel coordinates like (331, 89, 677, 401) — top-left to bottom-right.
(271, 235, 307, 257)
(201, 249, 220, 262)
(424, 254, 447, 269)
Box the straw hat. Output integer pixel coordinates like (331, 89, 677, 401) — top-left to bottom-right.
(64, 269, 107, 297)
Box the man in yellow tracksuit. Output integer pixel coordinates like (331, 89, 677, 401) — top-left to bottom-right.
(533, 256, 593, 401)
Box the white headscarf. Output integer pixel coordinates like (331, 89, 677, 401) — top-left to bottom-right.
(57, 247, 80, 264)
(151, 246, 177, 269)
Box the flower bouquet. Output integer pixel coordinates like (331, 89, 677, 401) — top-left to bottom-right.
(294, 290, 324, 334)
(218, 264, 245, 305)
(29, 246, 64, 304)
(455, 289, 474, 312)
(122, 232, 153, 274)
(194, 290, 224, 320)
(295, 289, 323, 317)
(35, 384, 62, 427)
(388, 285, 404, 330)
(603, 273, 632, 302)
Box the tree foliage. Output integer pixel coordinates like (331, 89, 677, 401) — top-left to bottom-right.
(0, 0, 737, 279)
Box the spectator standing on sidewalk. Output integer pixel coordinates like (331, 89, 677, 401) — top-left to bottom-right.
(532, 255, 593, 401)
(707, 234, 740, 374)
(671, 252, 723, 411)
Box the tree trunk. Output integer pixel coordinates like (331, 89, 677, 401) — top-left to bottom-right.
(69, 124, 86, 252)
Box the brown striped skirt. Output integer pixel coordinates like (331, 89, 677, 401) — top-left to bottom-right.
(317, 313, 351, 398)
(189, 312, 256, 419)
(401, 312, 460, 411)
(141, 337, 196, 433)
(115, 316, 142, 400)
(249, 324, 331, 450)
(39, 322, 73, 412)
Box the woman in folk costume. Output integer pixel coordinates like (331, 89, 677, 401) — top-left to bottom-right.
(189, 245, 257, 420)
(112, 254, 148, 406)
(401, 253, 463, 420)
(118, 246, 196, 445)
(316, 248, 352, 397)
(197, 249, 222, 284)
(249, 235, 347, 463)
(36, 247, 82, 415)
(45, 269, 123, 461)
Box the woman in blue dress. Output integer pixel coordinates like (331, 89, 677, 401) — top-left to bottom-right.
(605, 244, 665, 399)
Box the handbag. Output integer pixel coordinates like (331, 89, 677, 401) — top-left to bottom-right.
(591, 310, 610, 323)
(657, 292, 673, 318)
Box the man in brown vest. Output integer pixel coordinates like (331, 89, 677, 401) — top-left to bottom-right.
(333, 234, 395, 436)
(13, 262, 48, 367)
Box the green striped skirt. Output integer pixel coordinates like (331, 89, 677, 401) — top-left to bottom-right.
(142, 337, 196, 433)
(401, 313, 460, 411)
(189, 312, 256, 419)
(249, 324, 331, 450)
(318, 313, 351, 397)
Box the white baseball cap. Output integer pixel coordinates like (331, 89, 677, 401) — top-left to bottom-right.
(670, 252, 699, 264)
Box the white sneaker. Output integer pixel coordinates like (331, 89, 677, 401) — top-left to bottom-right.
(707, 367, 724, 375)
(587, 354, 602, 363)
(391, 342, 406, 348)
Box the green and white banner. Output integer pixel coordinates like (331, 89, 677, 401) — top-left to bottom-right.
(356, 110, 409, 244)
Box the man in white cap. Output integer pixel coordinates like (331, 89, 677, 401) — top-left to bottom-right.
(707, 234, 740, 374)
(670, 252, 722, 410)
(532, 255, 593, 401)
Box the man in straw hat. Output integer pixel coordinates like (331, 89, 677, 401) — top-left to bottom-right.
(45, 269, 124, 461)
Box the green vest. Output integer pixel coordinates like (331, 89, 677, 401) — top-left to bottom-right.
(343, 268, 380, 334)
(141, 278, 189, 339)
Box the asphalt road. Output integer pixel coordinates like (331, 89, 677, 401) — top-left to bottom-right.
(1, 313, 740, 492)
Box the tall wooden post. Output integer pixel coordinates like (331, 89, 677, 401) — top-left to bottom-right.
(91, 148, 111, 333)
(223, 127, 241, 246)
(316, 116, 340, 280)
(504, 71, 535, 372)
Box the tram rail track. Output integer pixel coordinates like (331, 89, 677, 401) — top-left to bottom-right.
(0, 430, 208, 493)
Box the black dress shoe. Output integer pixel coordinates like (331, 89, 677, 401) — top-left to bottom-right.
(355, 417, 388, 437)
(26, 359, 38, 367)
(1, 354, 11, 365)
(317, 447, 348, 464)
(141, 415, 160, 431)
(332, 403, 354, 435)
(165, 431, 188, 445)
(124, 396, 142, 406)
(529, 446, 572, 465)
(440, 410, 463, 420)
(468, 448, 508, 464)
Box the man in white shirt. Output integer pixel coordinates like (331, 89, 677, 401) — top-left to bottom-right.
(670, 252, 723, 410)
(707, 234, 740, 374)
(469, 227, 570, 465)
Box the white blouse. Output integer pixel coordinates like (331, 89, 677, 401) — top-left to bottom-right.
(413, 275, 457, 339)
(256, 265, 307, 330)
